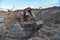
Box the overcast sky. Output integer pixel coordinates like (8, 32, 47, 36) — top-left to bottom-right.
(0, 0, 60, 10)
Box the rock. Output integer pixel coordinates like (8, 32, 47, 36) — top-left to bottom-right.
(0, 18, 4, 23)
(35, 20, 43, 25)
(28, 37, 41, 40)
(7, 22, 22, 38)
(51, 34, 60, 40)
(5, 38, 17, 40)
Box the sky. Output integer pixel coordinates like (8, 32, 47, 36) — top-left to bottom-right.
(0, 0, 60, 10)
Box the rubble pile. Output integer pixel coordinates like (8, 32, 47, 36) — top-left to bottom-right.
(0, 7, 60, 40)
(30, 7, 60, 40)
